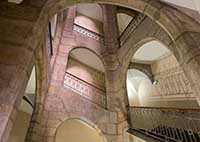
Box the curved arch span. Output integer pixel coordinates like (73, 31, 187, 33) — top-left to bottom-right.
(55, 118, 107, 142)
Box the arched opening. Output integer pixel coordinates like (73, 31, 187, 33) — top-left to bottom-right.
(64, 47, 106, 107)
(75, 4, 103, 35)
(55, 119, 107, 142)
(126, 40, 199, 108)
(7, 66, 36, 142)
(127, 69, 154, 106)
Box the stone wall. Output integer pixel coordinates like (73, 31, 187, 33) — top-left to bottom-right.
(119, 9, 200, 108)
(152, 54, 194, 97)
(1, 0, 200, 142)
(149, 54, 199, 108)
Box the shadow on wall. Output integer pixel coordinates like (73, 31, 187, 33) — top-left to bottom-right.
(66, 48, 105, 90)
(75, 3, 103, 35)
(55, 119, 107, 142)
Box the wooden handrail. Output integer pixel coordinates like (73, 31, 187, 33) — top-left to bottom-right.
(128, 106, 200, 112)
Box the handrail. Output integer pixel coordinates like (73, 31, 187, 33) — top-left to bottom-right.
(128, 106, 200, 142)
(73, 23, 104, 38)
(64, 71, 106, 108)
(65, 71, 106, 93)
(128, 106, 200, 112)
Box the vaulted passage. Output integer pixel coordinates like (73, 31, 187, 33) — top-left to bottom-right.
(1, 1, 200, 142)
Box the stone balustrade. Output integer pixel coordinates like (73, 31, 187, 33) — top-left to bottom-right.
(64, 72, 106, 108)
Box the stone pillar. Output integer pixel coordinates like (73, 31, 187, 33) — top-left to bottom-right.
(25, 7, 77, 142)
(102, 4, 119, 52)
(64, 6, 76, 35)
(102, 4, 125, 111)
(0, 39, 35, 142)
(102, 4, 128, 142)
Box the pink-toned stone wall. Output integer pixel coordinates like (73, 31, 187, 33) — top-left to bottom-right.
(1, 1, 200, 142)
(25, 5, 128, 142)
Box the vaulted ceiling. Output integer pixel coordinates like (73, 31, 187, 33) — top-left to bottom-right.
(132, 41, 171, 64)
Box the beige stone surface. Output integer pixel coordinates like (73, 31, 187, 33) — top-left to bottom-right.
(0, 0, 200, 142)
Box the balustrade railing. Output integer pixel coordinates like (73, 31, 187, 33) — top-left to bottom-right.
(119, 13, 146, 46)
(64, 72, 106, 108)
(128, 106, 200, 142)
(73, 23, 104, 43)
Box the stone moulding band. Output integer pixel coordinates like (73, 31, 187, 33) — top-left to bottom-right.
(64, 72, 106, 108)
(73, 23, 105, 43)
(119, 13, 146, 46)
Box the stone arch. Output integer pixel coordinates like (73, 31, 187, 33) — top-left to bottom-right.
(128, 62, 154, 83)
(116, 6, 138, 17)
(117, 13, 200, 105)
(121, 37, 175, 106)
(67, 46, 106, 67)
(66, 47, 106, 107)
(54, 117, 107, 142)
(18, 0, 200, 108)
(36, 0, 200, 42)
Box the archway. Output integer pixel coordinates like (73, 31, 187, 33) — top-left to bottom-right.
(126, 40, 199, 108)
(65, 47, 106, 107)
(127, 69, 154, 106)
(55, 119, 107, 142)
(37, 0, 200, 102)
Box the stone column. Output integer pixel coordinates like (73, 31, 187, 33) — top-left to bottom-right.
(64, 6, 76, 35)
(25, 7, 77, 142)
(102, 4, 128, 142)
(0, 33, 35, 142)
(102, 4, 119, 52)
(102, 4, 126, 111)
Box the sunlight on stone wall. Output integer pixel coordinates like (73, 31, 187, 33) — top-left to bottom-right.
(75, 13, 103, 35)
(55, 119, 107, 142)
(7, 101, 32, 142)
(127, 54, 199, 108)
